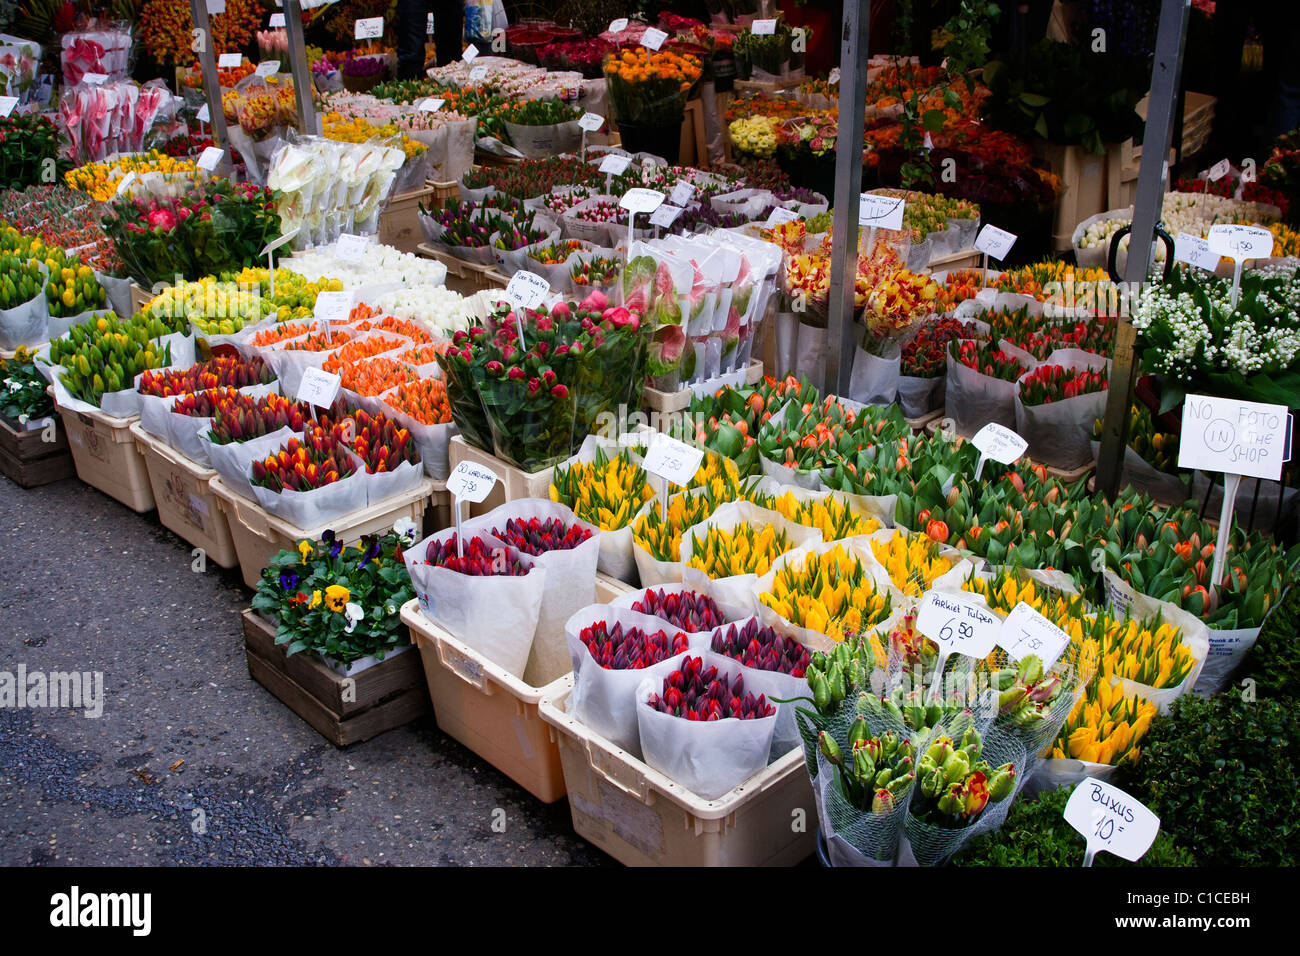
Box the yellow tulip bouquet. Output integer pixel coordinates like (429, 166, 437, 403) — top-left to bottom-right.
(1048, 678, 1156, 766)
(759, 542, 894, 650)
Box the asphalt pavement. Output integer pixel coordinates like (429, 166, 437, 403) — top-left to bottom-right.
(0, 474, 612, 866)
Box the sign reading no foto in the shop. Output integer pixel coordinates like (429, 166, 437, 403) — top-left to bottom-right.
(858, 193, 905, 230)
(1178, 394, 1292, 481)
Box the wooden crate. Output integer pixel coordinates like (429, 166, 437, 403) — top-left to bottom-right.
(242, 609, 430, 747)
(129, 282, 155, 317)
(447, 434, 554, 519)
(642, 359, 765, 425)
(379, 184, 437, 254)
(925, 247, 982, 273)
(416, 244, 509, 295)
(595, 571, 632, 604)
(426, 179, 458, 204)
(0, 413, 75, 488)
(424, 478, 452, 534)
(1132, 91, 1216, 162)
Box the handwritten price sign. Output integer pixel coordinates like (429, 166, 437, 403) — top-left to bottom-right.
(999, 602, 1071, 669)
(916, 591, 1001, 659)
(447, 461, 500, 504)
(642, 435, 704, 487)
(1064, 778, 1160, 865)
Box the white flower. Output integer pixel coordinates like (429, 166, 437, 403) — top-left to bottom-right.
(343, 602, 365, 634)
(17, 413, 28, 424)
(392, 517, 418, 543)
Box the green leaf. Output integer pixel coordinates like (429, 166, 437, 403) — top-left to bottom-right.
(921, 109, 946, 134)
(1019, 92, 1050, 107)
(1033, 114, 1050, 139)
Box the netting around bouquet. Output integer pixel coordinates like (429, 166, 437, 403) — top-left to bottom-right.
(985, 637, 1098, 760)
(901, 723, 1029, 867)
(814, 739, 913, 865)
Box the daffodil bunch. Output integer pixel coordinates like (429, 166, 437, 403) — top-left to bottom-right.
(760, 545, 893, 642)
(870, 530, 954, 596)
(753, 489, 880, 542)
(550, 448, 656, 532)
(688, 522, 793, 580)
(1049, 679, 1156, 765)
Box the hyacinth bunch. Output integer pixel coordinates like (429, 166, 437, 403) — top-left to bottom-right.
(646, 657, 775, 721)
(631, 588, 727, 633)
(423, 535, 530, 576)
(251, 429, 355, 492)
(710, 619, 811, 677)
(490, 516, 592, 555)
(138, 356, 274, 398)
(1018, 364, 1108, 406)
(579, 620, 689, 670)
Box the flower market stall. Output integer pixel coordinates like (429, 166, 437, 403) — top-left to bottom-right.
(0, 0, 1296, 879)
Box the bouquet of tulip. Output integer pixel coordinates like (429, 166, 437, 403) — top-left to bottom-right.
(711, 619, 811, 677)
(645, 660, 775, 720)
(44, 258, 106, 319)
(46, 312, 179, 407)
(550, 446, 656, 532)
(320, 336, 407, 374)
(1018, 364, 1108, 406)
(491, 516, 593, 556)
(633, 486, 733, 564)
(752, 489, 881, 542)
(816, 727, 917, 815)
(166, 387, 242, 419)
(251, 527, 415, 666)
(138, 356, 273, 397)
(759, 544, 893, 643)
(579, 620, 689, 670)
(604, 48, 703, 128)
(206, 392, 311, 445)
(384, 378, 451, 426)
(632, 588, 728, 634)
(421, 534, 530, 577)
(902, 317, 973, 378)
(911, 729, 1016, 829)
(251, 429, 356, 492)
(688, 522, 793, 580)
(859, 267, 940, 355)
(1048, 679, 1156, 766)
(350, 409, 417, 474)
(949, 339, 1029, 381)
(868, 530, 955, 597)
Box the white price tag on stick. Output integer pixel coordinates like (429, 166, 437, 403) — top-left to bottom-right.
(608, 18, 629, 33)
(620, 187, 665, 215)
(335, 232, 370, 264)
(764, 207, 800, 229)
(1206, 158, 1231, 182)
(504, 270, 550, 311)
(447, 461, 499, 504)
(355, 16, 384, 40)
(669, 181, 695, 206)
(313, 290, 352, 326)
(419, 98, 445, 112)
(218, 53, 242, 68)
(1206, 223, 1274, 261)
(260, 228, 300, 258)
(1177, 394, 1291, 482)
(196, 102, 210, 123)
(469, 64, 488, 82)
(269, 13, 286, 27)
(462, 43, 480, 61)
(578, 112, 604, 131)
(197, 146, 224, 171)
(298, 367, 341, 409)
(974, 224, 1017, 261)
(858, 192, 905, 230)
(81, 72, 107, 85)
(1064, 778, 1160, 865)
(207, 0, 225, 13)
(599, 153, 631, 175)
(1174, 233, 1221, 272)
(649, 204, 683, 228)
(641, 27, 668, 50)
(642, 435, 704, 487)
(751, 19, 777, 35)
(999, 602, 1071, 669)
(0, 96, 18, 118)
(972, 422, 1027, 464)
(255, 61, 280, 77)
(916, 591, 1001, 660)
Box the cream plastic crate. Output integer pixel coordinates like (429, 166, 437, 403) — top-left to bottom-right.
(447, 434, 554, 519)
(595, 572, 632, 604)
(130, 423, 238, 567)
(400, 599, 569, 803)
(538, 681, 816, 866)
(55, 398, 155, 513)
(210, 475, 434, 589)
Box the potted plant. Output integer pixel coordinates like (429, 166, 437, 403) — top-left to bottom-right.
(603, 47, 703, 160)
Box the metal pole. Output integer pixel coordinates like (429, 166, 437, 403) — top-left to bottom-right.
(190, 0, 232, 177)
(825, 0, 869, 397)
(1095, 0, 1190, 500)
(283, 0, 318, 134)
